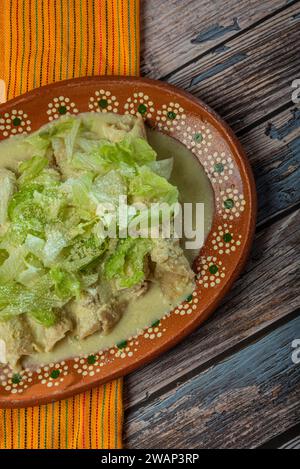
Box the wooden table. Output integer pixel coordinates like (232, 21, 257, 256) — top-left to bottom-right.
(124, 0, 300, 449)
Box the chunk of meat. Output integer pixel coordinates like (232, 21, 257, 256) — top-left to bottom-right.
(67, 291, 125, 340)
(150, 239, 195, 300)
(28, 315, 72, 353)
(119, 281, 150, 302)
(0, 316, 35, 369)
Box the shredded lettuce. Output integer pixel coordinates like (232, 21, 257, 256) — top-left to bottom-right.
(104, 238, 152, 289)
(92, 170, 127, 205)
(129, 166, 179, 204)
(0, 249, 9, 266)
(50, 267, 81, 300)
(0, 113, 180, 327)
(0, 169, 16, 226)
(18, 155, 49, 187)
(0, 275, 63, 326)
(70, 137, 156, 176)
(0, 246, 28, 283)
(46, 117, 82, 161)
(62, 234, 107, 272)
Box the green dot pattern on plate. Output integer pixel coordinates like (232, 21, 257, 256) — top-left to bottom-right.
(194, 132, 203, 143)
(98, 99, 108, 109)
(209, 265, 218, 275)
(224, 198, 234, 209)
(58, 106, 67, 115)
(167, 111, 176, 120)
(223, 233, 233, 243)
(214, 163, 224, 173)
(87, 355, 97, 365)
(117, 340, 127, 350)
(12, 117, 21, 126)
(12, 373, 22, 384)
(50, 369, 60, 379)
(151, 320, 160, 328)
(138, 104, 147, 115)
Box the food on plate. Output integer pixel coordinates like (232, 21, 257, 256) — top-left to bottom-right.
(0, 112, 214, 370)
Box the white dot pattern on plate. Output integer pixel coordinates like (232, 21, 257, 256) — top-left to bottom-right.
(0, 88, 249, 398)
(155, 102, 186, 132)
(88, 89, 119, 113)
(124, 92, 155, 119)
(216, 188, 246, 220)
(47, 96, 79, 121)
(0, 110, 31, 137)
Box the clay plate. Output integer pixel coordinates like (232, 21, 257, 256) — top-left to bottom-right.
(0, 77, 256, 407)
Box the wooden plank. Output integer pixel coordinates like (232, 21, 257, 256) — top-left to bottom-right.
(280, 435, 300, 449)
(259, 423, 300, 448)
(125, 316, 300, 449)
(125, 209, 300, 410)
(164, 3, 300, 132)
(240, 106, 300, 224)
(141, 0, 288, 79)
(124, 106, 300, 410)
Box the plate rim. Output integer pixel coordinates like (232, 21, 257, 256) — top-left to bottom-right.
(0, 76, 257, 408)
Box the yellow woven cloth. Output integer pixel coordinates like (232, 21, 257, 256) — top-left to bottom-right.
(0, 0, 140, 449)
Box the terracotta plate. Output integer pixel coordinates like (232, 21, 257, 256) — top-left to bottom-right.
(0, 77, 256, 407)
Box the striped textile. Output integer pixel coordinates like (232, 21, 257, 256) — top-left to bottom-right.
(0, 381, 123, 449)
(0, 0, 140, 101)
(0, 0, 140, 449)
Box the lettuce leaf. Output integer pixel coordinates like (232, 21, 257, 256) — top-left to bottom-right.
(43, 228, 68, 266)
(0, 114, 182, 329)
(0, 249, 9, 266)
(47, 117, 82, 161)
(129, 166, 179, 204)
(70, 137, 156, 175)
(0, 169, 16, 226)
(91, 170, 127, 205)
(104, 237, 152, 289)
(0, 133, 50, 173)
(18, 155, 49, 187)
(62, 234, 107, 272)
(0, 275, 63, 326)
(0, 246, 27, 283)
(50, 267, 81, 300)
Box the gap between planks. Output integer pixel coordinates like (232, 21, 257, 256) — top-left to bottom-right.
(164, 3, 300, 133)
(125, 208, 300, 411)
(259, 422, 300, 449)
(125, 315, 300, 448)
(158, 0, 300, 82)
(141, 0, 292, 79)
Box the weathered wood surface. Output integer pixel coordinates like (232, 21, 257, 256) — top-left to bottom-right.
(260, 423, 300, 448)
(125, 209, 300, 410)
(240, 105, 300, 224)
(280, 435, 300, 449)
(125, 316, 300, 449)
(166, 2, 300, 132)
(126, 0, 300, 449)
(141, 0, 289, 79)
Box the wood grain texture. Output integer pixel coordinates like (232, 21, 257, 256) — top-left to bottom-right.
(141, 0, 288, 79)
(280, 435, 300, 449)
(164, 3, 300, 132)
(132, 0, 300, 449)
(125, 316, 300, 449)
(125, 209, 300, 410)
(260, 422, 300, 448)
(240, 105, 300, 224)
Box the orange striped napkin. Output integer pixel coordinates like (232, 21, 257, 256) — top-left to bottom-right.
(0, 0, 140, 449)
